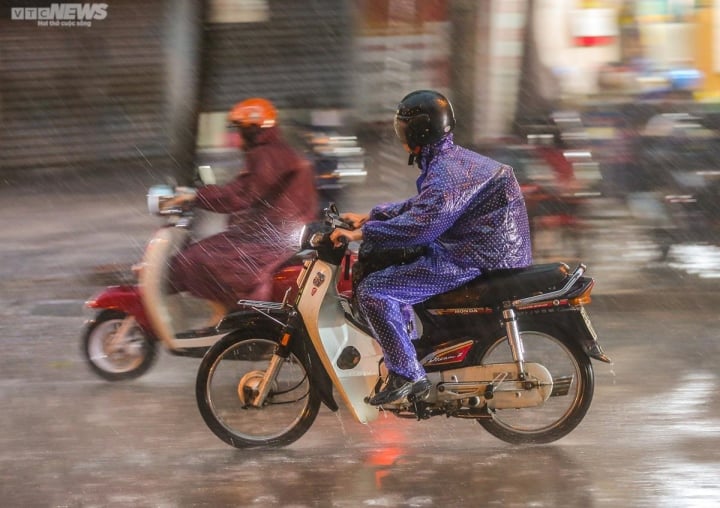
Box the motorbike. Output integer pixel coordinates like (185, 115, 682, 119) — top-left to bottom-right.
(299, 121, 368, 207)
(81, 168, 355, 381)
(195, 204, 611, 448)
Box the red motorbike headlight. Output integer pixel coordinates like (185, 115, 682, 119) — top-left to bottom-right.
(146, 185, 175, 215)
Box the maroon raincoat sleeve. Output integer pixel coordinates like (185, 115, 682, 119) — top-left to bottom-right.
(194, 154, 277, 214)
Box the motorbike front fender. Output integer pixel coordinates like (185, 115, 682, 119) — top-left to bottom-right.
(220, 310, 339, 412)
(291, 325, 339, 412)
(85, 285, 155, 333)
(139, 227, 190, 347)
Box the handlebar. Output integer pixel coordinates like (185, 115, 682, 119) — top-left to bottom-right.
(323, 202, 355, 231)
(302, 203, 355, 250)
(156, 194, 196, 217)
(147, 184, 197, 217)
(308, 229, 349, 250)
(335, 235, 349, 248)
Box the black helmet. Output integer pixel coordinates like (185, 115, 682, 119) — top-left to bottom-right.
(394, 90, 455, 151)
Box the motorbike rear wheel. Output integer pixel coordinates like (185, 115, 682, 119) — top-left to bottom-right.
(476, 318, 594, 444)
(82, 309, 158, 381)
(196, 325, 320, 448)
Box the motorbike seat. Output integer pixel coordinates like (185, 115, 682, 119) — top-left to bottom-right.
(422, 262, 570, 309)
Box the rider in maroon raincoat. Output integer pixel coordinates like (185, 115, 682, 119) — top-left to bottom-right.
(167, 98, 317, 320)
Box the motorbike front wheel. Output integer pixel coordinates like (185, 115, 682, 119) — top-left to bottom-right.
(195, 325, 321, 448)
(476, 318, 594, 444)
(82, 309, 158, 381)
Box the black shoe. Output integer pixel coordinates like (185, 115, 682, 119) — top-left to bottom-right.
(369, 372, 431, 406)
(408, 377, 432, 402)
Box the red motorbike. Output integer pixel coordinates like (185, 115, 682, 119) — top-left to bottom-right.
(82, 174, 354, 381)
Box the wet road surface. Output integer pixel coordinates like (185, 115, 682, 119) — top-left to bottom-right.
(1, 173, 719, 507)
(1, 307, 719, 507)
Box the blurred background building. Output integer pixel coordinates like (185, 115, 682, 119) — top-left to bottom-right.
(1, 0, 719, 188)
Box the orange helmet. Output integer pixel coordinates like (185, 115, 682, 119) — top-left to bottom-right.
(227, 98, 277, 128)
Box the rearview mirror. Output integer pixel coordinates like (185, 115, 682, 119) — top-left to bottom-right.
(197, 165, 216, 185)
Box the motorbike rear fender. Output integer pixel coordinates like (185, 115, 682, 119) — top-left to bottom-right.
(85, 285, 155, 333)
(221, 310, 339, 412)
(518, 307, 611, 363)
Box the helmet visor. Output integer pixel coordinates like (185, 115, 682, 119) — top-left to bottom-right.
(393, 117, 410, 146)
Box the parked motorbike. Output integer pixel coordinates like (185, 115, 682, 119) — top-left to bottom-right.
(297, 120, 368, 208)
(81, 169, 354, 381)
(195, 204, 611, 448)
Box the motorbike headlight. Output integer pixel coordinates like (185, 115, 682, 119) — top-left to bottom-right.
(146, 185, 175, 215)
(295, 225, 308, 250)
(297, 222, 328, 250)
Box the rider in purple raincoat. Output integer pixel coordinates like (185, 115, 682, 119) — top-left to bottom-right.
(331, 90, 532, 405)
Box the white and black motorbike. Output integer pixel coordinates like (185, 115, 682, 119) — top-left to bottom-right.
(195, 204, 611, 447)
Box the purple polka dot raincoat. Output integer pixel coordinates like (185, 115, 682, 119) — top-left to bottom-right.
(356, 134, 533, 381)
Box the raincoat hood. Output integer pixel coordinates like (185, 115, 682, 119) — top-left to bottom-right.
(243, 125, 282, 150)
(418, 133, 454, 170)
(255, 125, 281, 144)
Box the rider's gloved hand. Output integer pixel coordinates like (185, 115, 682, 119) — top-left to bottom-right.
(329, 228, 363, 248)
(161, 191, 196, 211)
(341, 212, 369, 229)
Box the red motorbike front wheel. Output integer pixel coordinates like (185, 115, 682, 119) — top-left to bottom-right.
(82, 309, 158, 381)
